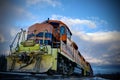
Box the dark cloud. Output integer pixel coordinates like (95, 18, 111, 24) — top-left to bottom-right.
(0, 0, 15, 55)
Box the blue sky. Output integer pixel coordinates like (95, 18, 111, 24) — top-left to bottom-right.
(0, 0, 120, 74)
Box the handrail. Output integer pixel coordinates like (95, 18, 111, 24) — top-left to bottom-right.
(10, 29, 26, 53)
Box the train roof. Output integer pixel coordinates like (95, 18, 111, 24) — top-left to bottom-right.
(28, 19, 72, 35)
(28, 23, 53, 33)
(43, 19, 72, 35)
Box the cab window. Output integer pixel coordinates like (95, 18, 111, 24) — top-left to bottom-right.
(67, 29, 71, 39)
(60, 26, 65, 35)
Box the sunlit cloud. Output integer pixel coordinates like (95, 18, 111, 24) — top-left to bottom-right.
(102, 52, 120, 65)
(87, 16, 108, 26)
(84, 52, 120, 66)
(73, 31, 120, 43)
(26, 0, 61, 7)
(84, 54, 111, 65)
(10, 28, 19, 37)
(108, 44, 120, 51)
(11, 6, 37, 21)
(51, 14, 96, 28)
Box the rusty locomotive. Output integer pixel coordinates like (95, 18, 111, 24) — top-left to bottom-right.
(1, 19, 93, 76)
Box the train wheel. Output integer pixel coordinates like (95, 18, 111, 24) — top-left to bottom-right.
(47, 69, 55, 75)
(58, 58, 68, 75)
(57, 54, 74, 75)
(62, 61, 69, 75)
(68, 65, 74, 75)
(81, 68, 84, 76)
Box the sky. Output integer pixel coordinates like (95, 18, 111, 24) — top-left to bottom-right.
(0, 0, 120, 74)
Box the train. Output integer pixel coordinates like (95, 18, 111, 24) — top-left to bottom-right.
(3, 19, 93, 76)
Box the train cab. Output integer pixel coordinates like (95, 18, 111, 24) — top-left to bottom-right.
(27, 20, 72, 47)
(27, 23, 53, 45)
(47, 20, 72, 42)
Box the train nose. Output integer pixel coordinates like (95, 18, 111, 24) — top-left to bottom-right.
(34, 54, 53, 73)
(18, 52, 30, 64)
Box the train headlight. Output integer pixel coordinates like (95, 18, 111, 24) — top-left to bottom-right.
(40, 45, 48, 53)
(40, 45, 44, 51)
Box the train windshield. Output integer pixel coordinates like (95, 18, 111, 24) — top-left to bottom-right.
(27, 32, 52, 45)
(60, 26, 65, 35)
(37, 32, 52, 45)
(36, 32, 52, 38)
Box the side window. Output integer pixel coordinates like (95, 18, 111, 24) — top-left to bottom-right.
(60, 26, 65, 35)
(67, 29, 71, 39)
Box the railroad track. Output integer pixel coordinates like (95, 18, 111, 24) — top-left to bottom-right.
(0, 72, 108, 80)
(0, 71, 83, 80)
